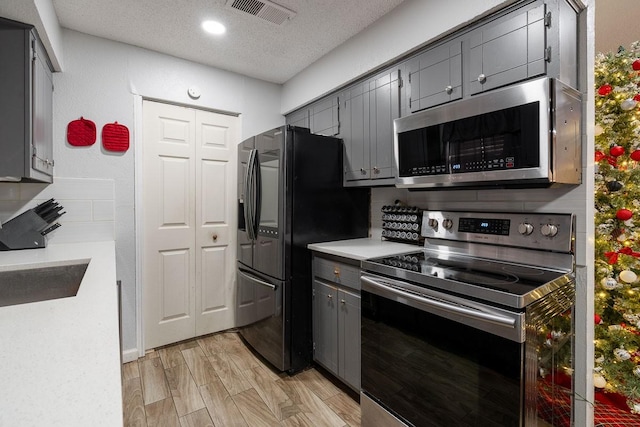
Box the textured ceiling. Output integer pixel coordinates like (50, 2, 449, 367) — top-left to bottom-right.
(50, 0, 405, 84)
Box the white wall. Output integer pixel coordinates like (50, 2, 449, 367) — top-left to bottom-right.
(50, 29, 284, 353)
(281, 0, 516, 113)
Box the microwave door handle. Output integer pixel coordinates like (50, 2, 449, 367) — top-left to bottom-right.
(361, 275, 517, 329)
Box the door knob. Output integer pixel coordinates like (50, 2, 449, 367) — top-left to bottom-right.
(212, 234, 218, 242)
(360, 168, 367, 175)
(373, 167, 380, 174)
(478, 74, 486, 83)
(445, 85, 453, 94)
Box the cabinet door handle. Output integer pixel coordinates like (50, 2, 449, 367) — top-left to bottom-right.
(327, 294, 333, 299)
(360, 168, 367, 175)
(333, 268, 340, 276)
(373, 167, 380, 174)
(340, 299, 346, 305)
(212, 233, 218, 242)
(445, 85, 453, 94)
(477, 74, 486, 84)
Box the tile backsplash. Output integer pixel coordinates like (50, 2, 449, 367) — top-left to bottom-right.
(0, 177, 115, 244)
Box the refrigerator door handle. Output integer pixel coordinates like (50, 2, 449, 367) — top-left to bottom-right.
(244, 149, 257, 241)
(253, 149, 261, 238)
(238, 269, 278, 291)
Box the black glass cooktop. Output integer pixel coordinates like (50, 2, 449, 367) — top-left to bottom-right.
(368, 251, 568, 298)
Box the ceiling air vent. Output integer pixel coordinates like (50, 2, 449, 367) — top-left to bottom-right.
(227, 0, 297, 25)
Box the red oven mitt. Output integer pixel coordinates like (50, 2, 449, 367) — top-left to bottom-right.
(67, 117, 96, 146)
(102, 121, 130, 152)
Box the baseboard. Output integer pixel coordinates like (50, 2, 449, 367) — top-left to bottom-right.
(122, 348, 139, 364)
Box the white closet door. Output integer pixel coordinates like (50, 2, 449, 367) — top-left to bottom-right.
(142, 100, 239, 349)
(194, 109, 238, 336)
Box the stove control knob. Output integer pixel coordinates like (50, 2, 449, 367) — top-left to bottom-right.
(442, 219, 453, 230)
(518, 223, 534, 235)
(541, 224, 558, 237)
(428, 218, 439, 230)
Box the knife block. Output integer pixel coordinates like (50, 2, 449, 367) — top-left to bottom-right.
(0, 210, 48, 250)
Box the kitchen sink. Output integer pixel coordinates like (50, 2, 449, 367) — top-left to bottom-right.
(0, 260, 89, 307)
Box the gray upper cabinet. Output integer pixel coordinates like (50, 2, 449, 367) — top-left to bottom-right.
(467, 3, 547, 95)
(285, 96, 339, 137)
(285, 108, 309, 129)
(339, 66, 400, 186)
(284, 0, 578, 187)
(310, 96, 339, 136)
(0, 18, 54, 183)
(408, 42, 462, 112)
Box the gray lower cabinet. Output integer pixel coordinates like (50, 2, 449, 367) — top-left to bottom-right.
(339, 66, 400, 186)
(337, 288, 360, 390)
(313, 280, 339, 374)
(312, 254, 361, 391)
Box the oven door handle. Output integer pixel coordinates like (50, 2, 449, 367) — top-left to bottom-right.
(361, 275, 517, 329)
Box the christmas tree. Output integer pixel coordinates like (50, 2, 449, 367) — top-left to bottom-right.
(594, 41, 640, 415)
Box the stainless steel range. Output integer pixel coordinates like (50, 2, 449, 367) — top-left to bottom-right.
(360, 210, 576, 427)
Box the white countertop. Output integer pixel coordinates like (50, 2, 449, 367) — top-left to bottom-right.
(308, 237, 418, 261)
(0, 241, 122, 427)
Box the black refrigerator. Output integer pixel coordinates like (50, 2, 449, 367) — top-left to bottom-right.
(236, 125, 369, 373)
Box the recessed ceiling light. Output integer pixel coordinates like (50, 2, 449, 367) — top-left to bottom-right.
(202, 20, 226, 35)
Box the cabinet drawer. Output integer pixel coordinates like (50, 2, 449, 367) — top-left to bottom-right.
(313, 256, 361, 291)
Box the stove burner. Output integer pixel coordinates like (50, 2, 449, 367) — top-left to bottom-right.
(502, 265, 546, 277)
(446, 270, 519, 286)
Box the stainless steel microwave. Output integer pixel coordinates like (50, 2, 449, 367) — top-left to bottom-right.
(393, 77, 582, 189)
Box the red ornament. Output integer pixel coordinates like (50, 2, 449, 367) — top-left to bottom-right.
(633, 60, 640, 71)
(610, 145, 625, 157)
(631, 150, 640, 161)
(598, 84, 613, 96)
(595, 314, 602, 324)
(634, 94, 640, 102)
(595, 151, 605, 162)
(616, 209, 633, 221)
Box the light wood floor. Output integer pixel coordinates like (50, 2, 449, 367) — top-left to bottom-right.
(122, 331, 361, 427)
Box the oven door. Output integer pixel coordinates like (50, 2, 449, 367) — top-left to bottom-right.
(361, 273, 525, 427)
